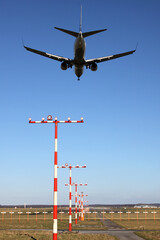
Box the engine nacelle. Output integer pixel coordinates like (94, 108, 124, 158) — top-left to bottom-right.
(90, 63, 98, 71)
(61, 62, 67, 70)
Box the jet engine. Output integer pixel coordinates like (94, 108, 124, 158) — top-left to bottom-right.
(61, 61, 67, 70)
(90, 63, 98, 71)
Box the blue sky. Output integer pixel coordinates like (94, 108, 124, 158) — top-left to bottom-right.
(1, 0, 160, 205)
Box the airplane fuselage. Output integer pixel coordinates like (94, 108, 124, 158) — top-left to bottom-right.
(74, 32, 86, 79)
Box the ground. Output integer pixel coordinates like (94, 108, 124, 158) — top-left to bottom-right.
(1, 207, 160, 239)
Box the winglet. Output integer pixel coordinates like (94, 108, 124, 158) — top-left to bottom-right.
(22, 36, 25, 48)
(135, 41, 139, 51)
(22, 37, 28, 50)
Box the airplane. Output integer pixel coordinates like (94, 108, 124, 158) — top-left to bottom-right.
(24, 7, 136, 80)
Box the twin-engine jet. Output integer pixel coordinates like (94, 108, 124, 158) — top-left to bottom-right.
(24, 9, 135, 80)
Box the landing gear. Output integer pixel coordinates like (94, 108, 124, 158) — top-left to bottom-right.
(77, 77, 80, 81)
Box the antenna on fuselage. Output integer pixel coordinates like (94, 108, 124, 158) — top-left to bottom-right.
(80, 5, 82, 32)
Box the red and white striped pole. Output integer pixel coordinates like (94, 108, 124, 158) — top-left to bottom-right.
(59, 164, 86, 231)
(75, 184, 78, 224)
(79, 194, 81, 220)
(29, 116, 84, 240)
(53, 119, 58, 239)
(74, 184, 87, 224)
(81, 193, 84, 221)
(76, 184, 87, 223)
(71, 183, 87, 224)
(81, 193, 88, 221)
(69, 166, 72, 231)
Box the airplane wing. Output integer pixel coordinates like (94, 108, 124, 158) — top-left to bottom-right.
(24, 46, 71, 63)
(85, 49, 136, 65)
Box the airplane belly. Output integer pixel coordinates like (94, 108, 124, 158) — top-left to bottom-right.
(74, 37, 86, 61)
(75, 48, 84, 60)
(75, 66, 84, 78)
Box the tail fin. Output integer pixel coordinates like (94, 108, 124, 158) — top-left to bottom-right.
(82, 29, 107, 38)
(80, 5, 82, 32)
(79, 5, 106, 37)
(55, 5, 107, 38)
(54, 27, 78, 37)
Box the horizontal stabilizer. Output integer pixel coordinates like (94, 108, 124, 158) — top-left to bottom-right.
(82, 29, 107, 38)
(54, 27, 78, 37)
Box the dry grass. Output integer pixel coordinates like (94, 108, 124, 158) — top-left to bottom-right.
(0, 231, 51, 240)
(112, 219, 160, 230)
(135, 231, 160, 240)
(0, 208, 106, 231)
(0, 218, 106, 230)
(0, 231, 118, 240)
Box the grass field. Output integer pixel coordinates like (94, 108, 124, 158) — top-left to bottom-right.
(1, 206, 160, 239)
(0, 208, 106, 230)
(112, 219, 160, 230)
(0, 231, 118, 240)
(0, 218, 106, 230)
(135, 231, 160, 240)
(100, 207, 160, 231)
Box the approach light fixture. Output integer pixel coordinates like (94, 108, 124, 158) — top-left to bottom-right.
(47, 115, 52, 120)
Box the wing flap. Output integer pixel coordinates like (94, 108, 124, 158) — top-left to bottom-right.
(24, 46, 71, 62)
(86, 49, 136, 64)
